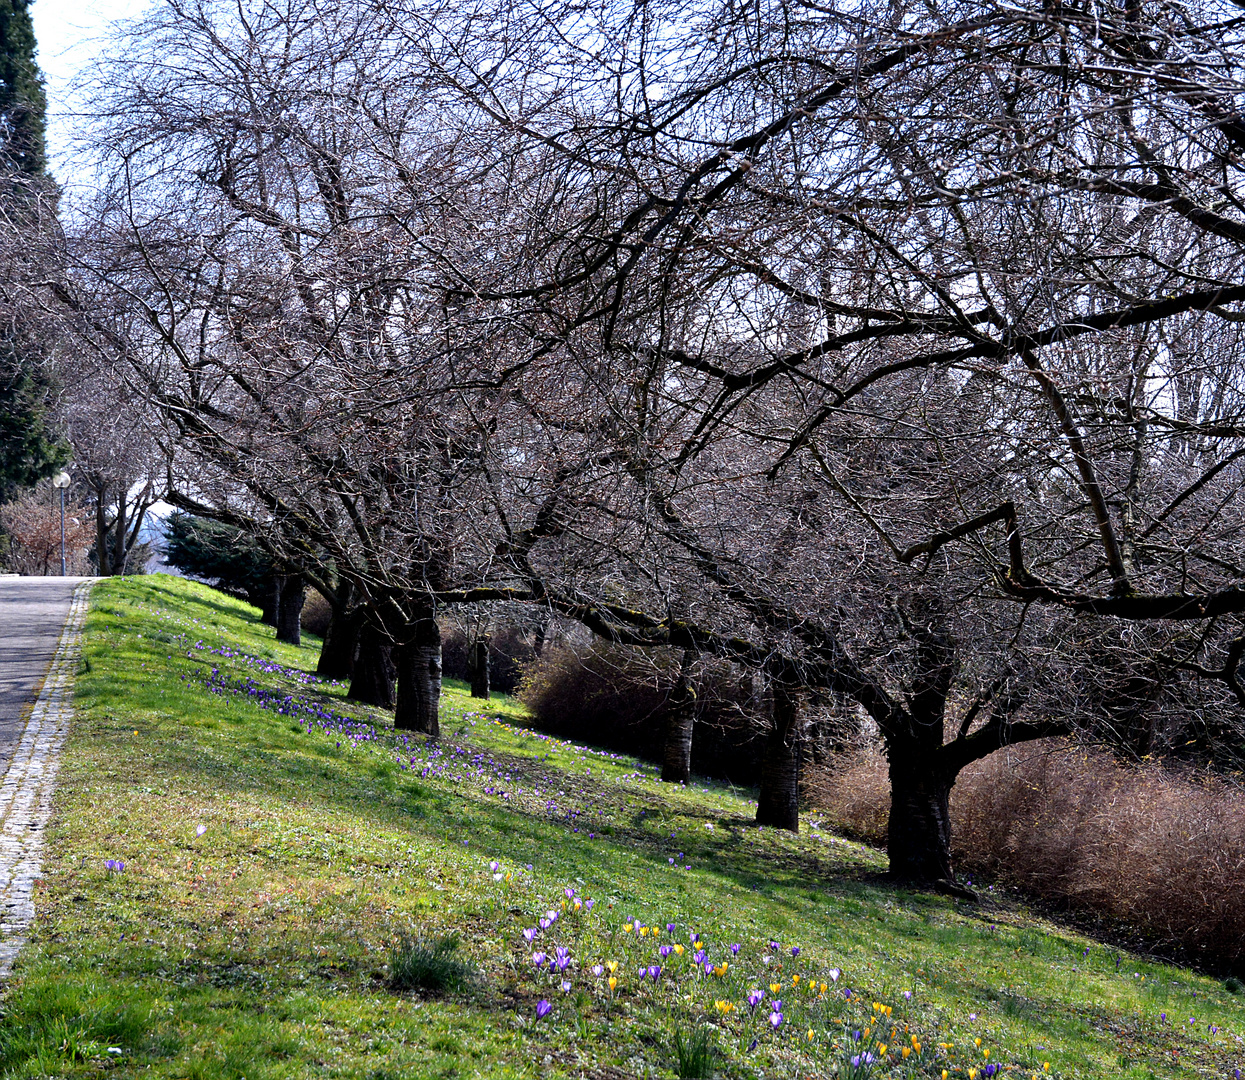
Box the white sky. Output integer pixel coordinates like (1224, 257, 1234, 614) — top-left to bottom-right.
(31, 0, 155, 187)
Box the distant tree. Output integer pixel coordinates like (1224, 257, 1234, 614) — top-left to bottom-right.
(164, 512, 280, 623)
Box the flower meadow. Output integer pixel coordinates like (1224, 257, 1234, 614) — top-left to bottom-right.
(115, 588, 1245, 1079)
(495, 864, 1062, 1078)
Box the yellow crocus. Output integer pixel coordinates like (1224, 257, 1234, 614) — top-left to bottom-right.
(807, 1029, 815, 1042)
(878, 1043, 888, 1055)
(975, 1038, 982, 1048)
(674, 944, 684, 956)
(606, 961, 618, 973)
(969, 1071, 977, 1080)
(770, 982, 781, 994)
(902, 1047, 911, 1059)
(983, 1049, 990, 1059)
(608, 976, 617, 991)
(793, 975, 800, 985)
(942, 1072, 949, 1080)
(623, 923, 633, 933)
(640, 927, 649, 936)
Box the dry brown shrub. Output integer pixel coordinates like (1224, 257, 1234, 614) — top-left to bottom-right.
(803, 745, 889, 845)
(0, 486, 93, 575)
(807, 740, 1245, 973)
(300, 589, 333, 637)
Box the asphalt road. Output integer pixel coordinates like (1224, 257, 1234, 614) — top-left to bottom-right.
(0, 577, 91, 769)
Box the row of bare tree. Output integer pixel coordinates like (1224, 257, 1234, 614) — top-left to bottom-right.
(16, 0, 1245, 889)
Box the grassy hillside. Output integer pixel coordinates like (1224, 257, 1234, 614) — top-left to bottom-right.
(0, 575, 1241, 1078)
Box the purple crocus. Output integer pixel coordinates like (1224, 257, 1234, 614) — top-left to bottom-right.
(667, 923, 676, 933)
(791, 946, 800, 957)
(768, 1010, 783, 1029)
(648, 964, 663, 981)
(561, 980, 572, 993)
(523, 928, 539, 942)
(746, 989, 765, 1012)
(659, 945, 673, 958)
(535, 999, 552, 1020)
(769, 940, 780, 951)
(591, 964, 604, 977)
(730, 943, 741, 955)
(531, 951, 547, 967)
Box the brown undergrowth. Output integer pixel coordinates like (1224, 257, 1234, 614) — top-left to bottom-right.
(805, 739, 1245, 975)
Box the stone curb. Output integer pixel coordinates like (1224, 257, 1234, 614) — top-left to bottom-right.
(0, 580, 93, 982)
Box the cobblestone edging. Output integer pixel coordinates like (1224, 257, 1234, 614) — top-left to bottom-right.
(0, 580, 93, 981)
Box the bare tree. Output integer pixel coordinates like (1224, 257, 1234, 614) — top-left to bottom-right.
(63, 0, 1245, 892)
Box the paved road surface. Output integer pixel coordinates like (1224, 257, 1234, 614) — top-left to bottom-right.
(0, 577, 91, 768)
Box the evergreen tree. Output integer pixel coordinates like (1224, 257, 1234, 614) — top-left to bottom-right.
(0, 0, 44, 177)
(0, 0, 65, 498)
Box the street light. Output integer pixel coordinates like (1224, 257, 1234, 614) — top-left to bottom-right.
(51, 470, 70, 576)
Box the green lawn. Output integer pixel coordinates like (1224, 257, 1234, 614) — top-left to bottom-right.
(0, 575, 1241, 1078)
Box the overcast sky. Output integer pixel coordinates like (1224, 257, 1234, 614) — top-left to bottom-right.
(31, 0, 154, 186)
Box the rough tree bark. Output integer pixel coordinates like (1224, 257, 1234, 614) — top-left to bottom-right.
(886, 755, 956, 885)
(316, 580, 358, 680)
(348, 621, 394, 708)
(469, 636, 490, 699)
(260, 576, 281, 628)
(276, 573, 305, 645)
(755, 679, 800, 831)
(394, 615, 442, 736)
(661, 648, 696, 783)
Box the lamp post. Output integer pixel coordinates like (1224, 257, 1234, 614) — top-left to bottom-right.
(51, 471, 70, 576)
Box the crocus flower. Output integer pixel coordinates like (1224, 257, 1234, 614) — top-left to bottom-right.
(667, 923, 676, 933)
(769, 940, 780, 951)
(535, 1000, 552, 1020)
(523, 928, 539, 942)
(791, 946, 800, 957)
(902, 989, 913, 1000)
(746, 989, 765, 1012)
(730, 943, 741, 955)
(829, 968, 841, 982)
(648, 964, 662, 981)
(195, 824, 207, 837)
(591, 964, 603, 977)
(561, 980, 572, 993)
(659, 945, 673, 958)
(532, 952, 547, 967)
(768, 1010, 783, 1029)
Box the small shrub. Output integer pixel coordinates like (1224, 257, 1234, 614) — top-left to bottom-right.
(388, 933, 475, 996)
(300, 590, 333, 637)
(669, 1025, 718, 1079)
(517, 642, 767, 785)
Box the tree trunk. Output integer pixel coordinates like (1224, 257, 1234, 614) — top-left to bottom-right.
(469, 637, 490, 699)
(260, 575, 281, 628)
(316, 580, 357, 680)
(94, 488, 112, 576)
(348, 621, 394, 708)
(661, 649, 696, 783)
(276, 573, 305, 645)
(886, 760, 957, 886)
(755, 681, 800, 831)
(111, 498, 128, 575)
(394, 616, 442, 736)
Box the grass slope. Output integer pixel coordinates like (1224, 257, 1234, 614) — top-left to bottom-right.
(0, 576, 1241, 1079)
